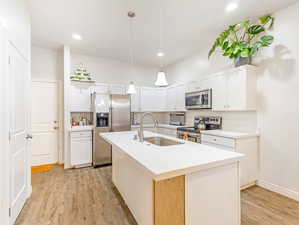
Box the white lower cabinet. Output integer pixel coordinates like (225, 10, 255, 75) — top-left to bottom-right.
(70, 131, 92, 166)
(112, 146, 153, 225)
(201, 134, 258, 188)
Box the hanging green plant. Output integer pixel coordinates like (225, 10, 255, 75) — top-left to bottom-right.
(208, 15, 274, 66)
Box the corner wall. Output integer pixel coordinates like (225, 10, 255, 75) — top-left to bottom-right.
(71, 53, 158, 86)
(166, 1, 299, 199)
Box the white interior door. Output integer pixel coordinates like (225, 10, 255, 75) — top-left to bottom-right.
(9, 43, 30, 225)
(31, 81, 59, 166)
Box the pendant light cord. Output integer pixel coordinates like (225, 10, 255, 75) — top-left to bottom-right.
(129, 14, 134, 73)
(159, 0, 163, 69)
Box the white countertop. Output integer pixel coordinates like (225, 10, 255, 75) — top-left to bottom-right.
(131, 124, 184, 130)
(100, 131, 243, 180)
(70, 125, 94, 132)
(200, 130, 259, 139)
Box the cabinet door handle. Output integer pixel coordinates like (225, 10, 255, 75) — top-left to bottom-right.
(26, 134, 33, 139)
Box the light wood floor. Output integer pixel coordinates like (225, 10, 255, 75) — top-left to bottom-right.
(16, 166, 299, 225)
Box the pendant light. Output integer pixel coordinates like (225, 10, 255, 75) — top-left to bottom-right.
(155, 0, 168, 87)
(126, 11, 137, 94)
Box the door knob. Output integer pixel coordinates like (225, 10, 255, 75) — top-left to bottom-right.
(26, 134, 33, 139)
(54, 127, 59, 130)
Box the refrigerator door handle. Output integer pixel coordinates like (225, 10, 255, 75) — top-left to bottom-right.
(109, 101, 113, 132)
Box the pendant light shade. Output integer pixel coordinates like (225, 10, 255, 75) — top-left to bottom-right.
(127, 81, 137, 94)
(155, 0, 168, 87)
(155, 71, 168, 87)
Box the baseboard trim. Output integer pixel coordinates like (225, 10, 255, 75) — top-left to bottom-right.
(241, 181, 257, 191)
(31, 163, 63, 173)
(257, 180, 299, 202)
(27, 185, 32, 198)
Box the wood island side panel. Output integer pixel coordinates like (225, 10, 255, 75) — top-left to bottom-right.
(154, 176, 185, 225)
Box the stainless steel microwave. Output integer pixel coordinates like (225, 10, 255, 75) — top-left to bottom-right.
(185, 89, 212, 109)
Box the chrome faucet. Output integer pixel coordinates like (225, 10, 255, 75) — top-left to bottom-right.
(138, 112, 159, 142)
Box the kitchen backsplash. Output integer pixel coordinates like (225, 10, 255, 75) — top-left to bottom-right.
(71, 112, 93, 126)
(133, 111, 257, 132)
(132, 112, 169, 125)
(184, 110, 257, 132)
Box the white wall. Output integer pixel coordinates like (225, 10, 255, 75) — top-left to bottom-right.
(32, 46, 158, 86)
(71, 53, 158, 86)
(166, 48, 232, 85)
(31, 46, 63, 80)
(255, 2, 299, 199)
(166, 1, 299, 199)
(0, 0, 31, 59)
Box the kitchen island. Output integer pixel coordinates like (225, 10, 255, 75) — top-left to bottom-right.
(100, 131, 244, 225)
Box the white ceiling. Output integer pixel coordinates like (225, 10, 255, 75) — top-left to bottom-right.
(27, 0, 298, 67)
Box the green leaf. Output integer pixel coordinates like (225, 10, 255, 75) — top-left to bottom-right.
(240, 49, 250, 58)
(237, 20, 250, 27)
(247, 25, 265, 35)
(233, 46, 241, 55)
(208, 41, 217, 58)
(259, 15, 274, 29)
(260, 35, 274, 46)
(222, 41, 229, 50)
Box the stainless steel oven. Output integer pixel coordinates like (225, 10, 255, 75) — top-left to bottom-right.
(185, 89, 212, 109)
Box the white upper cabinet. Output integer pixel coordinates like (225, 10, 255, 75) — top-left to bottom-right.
(212, 65, 257, 111)
(140, 87, 166, 112)
(92, 83, 109, 94)
(166, 86, 177, 111)
(95, 94, 110, 113)
(166, 84, 186, 111)
(186, 81, 201, 93)
(200, 78, 212, 90)
(70, 85, 92, 112)
(155, 88, 167, 111)
(130, 87, 141, 112)
(176, 84, 186, 111)
(109, 84, 126, 95)
(211, 73, 227, 111)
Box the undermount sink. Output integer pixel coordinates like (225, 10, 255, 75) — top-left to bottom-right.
(144, 136, 184, 146)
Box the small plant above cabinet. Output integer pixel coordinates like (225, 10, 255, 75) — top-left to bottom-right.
(211, 65, 257, 111)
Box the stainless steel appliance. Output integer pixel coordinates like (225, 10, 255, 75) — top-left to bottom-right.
(177, 116, 222, 143)
(185, 89, 212, 109)
(92, 94, 131, 167)
(169, 112, 185, 126)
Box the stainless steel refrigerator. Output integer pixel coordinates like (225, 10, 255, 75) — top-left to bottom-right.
(92, 93, 131, 167)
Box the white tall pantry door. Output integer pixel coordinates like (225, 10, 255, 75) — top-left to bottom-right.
(31, 81, 59, 166)
(8, 44, 30, 224)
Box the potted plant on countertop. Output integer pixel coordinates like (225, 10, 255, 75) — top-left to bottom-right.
(208, 15, 275, 67)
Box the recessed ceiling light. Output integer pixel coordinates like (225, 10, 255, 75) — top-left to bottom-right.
(157, 52, 164, 57)
(226, 2, 238, 12)
(72, 34, 82, 40)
